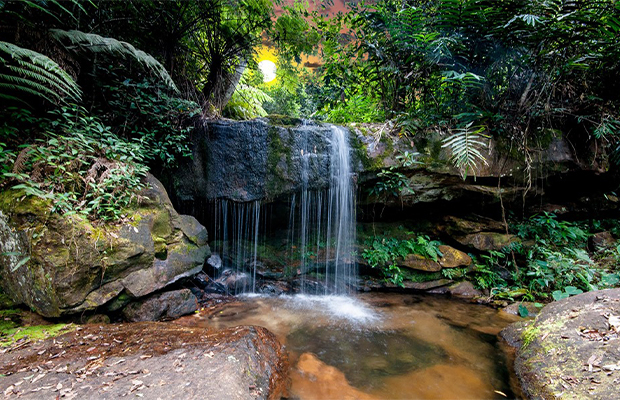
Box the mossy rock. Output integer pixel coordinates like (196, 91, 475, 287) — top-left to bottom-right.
(501, 289, 620, 400)
(0, 174, 210, 318)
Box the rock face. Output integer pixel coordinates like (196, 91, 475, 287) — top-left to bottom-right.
(122, 289, 199, 322)
(167, 118, 613, 216)
(501, 289, 620, 400)
(171, 118, 355, 203)
(398, 254, 442, 272)
(0, 174, 210, 317)
(437, 245, 472, 268)
(0, 323, 288, 400)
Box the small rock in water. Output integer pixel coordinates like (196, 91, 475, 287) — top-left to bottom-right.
(215, 270, 251, 294)
(207, 254, 223, 270)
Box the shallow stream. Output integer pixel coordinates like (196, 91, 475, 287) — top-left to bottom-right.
(179, 293, 520, 399)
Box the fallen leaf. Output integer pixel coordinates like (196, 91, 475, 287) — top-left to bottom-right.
(31, 373, 46, 384)
(608, 315, 620, 331)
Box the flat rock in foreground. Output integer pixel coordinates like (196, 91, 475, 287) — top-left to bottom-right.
(501, 289, 620, 400)
(1, 322, 288, 400)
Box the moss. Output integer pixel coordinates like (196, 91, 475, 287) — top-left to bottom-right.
(402, 269, 443, 283)
(0, 189, 52, 217)
(267, 114, 302, 127)
(535, 128, 561, 150)
(348, 132, 375, 170)
(266, 126, 291, 197)
(151, 209, 172, 239)
(0, 323, 75, 347)
(520, 323, 539, 349)
(0, 293, 16, 310)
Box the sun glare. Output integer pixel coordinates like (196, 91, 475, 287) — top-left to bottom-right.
(258, 59, 277, 83)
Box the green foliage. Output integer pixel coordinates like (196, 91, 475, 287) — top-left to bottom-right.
(362, 233, 442, 286)
(441, 123, 489, 179)
(514, 212, 589, 246)
(49, 30, 177, 92)
(318, 94, 385, 124)
(368, 168, 411, 200)
(1, 105, 149, 221)
(0, 41, 81, 104)
(98, 77, 199, 168)
(552, 286, 584, 302)
(368, 150, 421, 202)
(224, 73, 272, 120)
(304, 0, 620, 172)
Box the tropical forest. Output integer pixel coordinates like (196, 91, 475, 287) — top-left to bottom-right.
(0, 0, 619, 399)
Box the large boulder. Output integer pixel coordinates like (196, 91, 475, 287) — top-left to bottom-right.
(0, 323, 289, 400)
(0, 174, 210, 317)
(501, 289, 620, 400)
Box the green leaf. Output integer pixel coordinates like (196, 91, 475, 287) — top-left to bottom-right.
(11, 256, 30, 272)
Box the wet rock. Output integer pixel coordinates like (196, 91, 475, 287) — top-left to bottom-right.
(502, 301, 540, 317)
(448, 281, 483, 299)
(206, 253, 223, 270)
(398, 254, 442, 272)
(0, 323, 288, 400)
(501, 302, 541, 317)
(259, 281, 291, 295)
(122, 289, 198, 322)
(437, 245, 472, 268)
(455, 232, 519, 251)
(171, 119, 348, 202)
(501, 289, 620, 400)
(216, 270, 252, 294)
(388, 279, 452, 291)
(0, 174, 210, 317)
(591, 231, 616, 251)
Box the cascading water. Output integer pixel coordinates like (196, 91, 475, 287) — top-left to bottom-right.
(207, 123, 356, 295)
(324, 125, 356, 294)
(288, 124, 356, 294)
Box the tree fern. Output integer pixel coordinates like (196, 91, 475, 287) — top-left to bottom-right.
(442, 122, 489, 179)
(0, 41, 81, 104)
(224, 83, 272, 120)
(49, 29, 177, 92)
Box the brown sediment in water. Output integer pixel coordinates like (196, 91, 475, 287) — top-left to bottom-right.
(182, 292, 521, 400)
(292, 352, 377, 400)
(373, 364, 497, 399)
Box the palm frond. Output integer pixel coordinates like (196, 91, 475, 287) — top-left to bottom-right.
(0, 41, 81, 103)
(442, 122, 489, 179)
(49, 29, 177, 92)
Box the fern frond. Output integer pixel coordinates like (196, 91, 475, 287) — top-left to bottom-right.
(442, 122, 489, 179)
(0, 72, 69, 101)
(0, 41, 81, 103)
(49, 29, 178, 92)
(11, 60, 81, 98)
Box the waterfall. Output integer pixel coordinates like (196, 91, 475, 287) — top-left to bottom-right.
(326, 125, 356, 294)
(291, 125, 356, 294)
(209, 199, 262, 294)
(206, 124, 356, 295)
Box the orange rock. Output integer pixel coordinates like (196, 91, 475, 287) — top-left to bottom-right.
(398, 254, 442, 272)
(438, 245, 472, 268)
(291, 353, 376, 400)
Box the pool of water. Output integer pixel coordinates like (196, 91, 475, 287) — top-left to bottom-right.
(177, 293, 521, 399)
